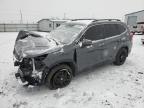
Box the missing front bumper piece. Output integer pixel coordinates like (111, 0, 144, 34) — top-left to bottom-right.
(15, 57, 46, 86)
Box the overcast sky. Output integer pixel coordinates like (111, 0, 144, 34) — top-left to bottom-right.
(0, 0, 144, 23)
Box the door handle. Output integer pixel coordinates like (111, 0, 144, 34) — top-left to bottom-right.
(99, 43, 104, 46)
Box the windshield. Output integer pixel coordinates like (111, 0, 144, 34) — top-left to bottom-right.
(50, 23, 85, 44)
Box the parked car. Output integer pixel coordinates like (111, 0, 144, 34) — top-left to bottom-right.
(13, 19, 133, 89)
(131, 22, 144, 34)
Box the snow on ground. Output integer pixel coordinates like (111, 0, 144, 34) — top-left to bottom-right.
(0, 32, 144, 108)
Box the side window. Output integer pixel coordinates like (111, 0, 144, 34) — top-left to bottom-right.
(84, 25, 104, 41)
(104, 24, 120, 38)
(118, 24, 126, 33)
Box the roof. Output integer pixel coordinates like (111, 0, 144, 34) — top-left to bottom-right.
(37, 19, 50, 23)
(125, 10, 144, 16)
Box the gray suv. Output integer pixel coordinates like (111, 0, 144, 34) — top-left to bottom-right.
(13, 19, 132, 89)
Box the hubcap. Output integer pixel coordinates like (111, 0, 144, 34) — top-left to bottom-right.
(52, 69, 71, 88)
(119, 52, 126, 63)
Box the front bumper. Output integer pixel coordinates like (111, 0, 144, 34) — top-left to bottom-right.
(15, 68, 44, 86)
(15, 68, 25, 82)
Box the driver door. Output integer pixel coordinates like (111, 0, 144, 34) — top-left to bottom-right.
(76, 24, 105, 71)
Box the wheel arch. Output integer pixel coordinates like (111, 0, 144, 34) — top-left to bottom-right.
(47, 60, 77, 76)
(54, 61, 77, 76)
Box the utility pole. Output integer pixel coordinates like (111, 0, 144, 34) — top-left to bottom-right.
(20, 10, 23, 24)
(64, 13, 66, 19)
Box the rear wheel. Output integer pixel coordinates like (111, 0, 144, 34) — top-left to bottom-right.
(113, 48, 128, 66)
(45, 64, 72, 89)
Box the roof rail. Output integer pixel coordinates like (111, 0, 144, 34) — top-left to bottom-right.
(93, 19, 121, 22)
(71, 19, 121, 22)
(71, 19, 97, 21)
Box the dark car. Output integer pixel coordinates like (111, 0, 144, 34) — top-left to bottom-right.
(13, 19, 133, 89)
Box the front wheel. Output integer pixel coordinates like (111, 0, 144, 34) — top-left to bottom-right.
(113, 48, 128, 66)
(45, 64, 72, 89)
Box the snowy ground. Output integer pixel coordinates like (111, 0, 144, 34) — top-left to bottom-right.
(0, 32, 144, 108)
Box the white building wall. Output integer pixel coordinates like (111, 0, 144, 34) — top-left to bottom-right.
(125, 11, 144, 31)
(38, 20, 53, 32)
(38, 19, 68, 32)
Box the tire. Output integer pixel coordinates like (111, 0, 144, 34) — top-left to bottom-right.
(113, 48, 128, 66)
(143, 42, 144, 44)
(45, 64, 73, 89)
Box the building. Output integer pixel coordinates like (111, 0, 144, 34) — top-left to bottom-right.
(125, 10, 144, 33)
(38, 19, 68, 32)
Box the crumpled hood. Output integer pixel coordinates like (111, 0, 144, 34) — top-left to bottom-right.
(13, 31, 62, 60)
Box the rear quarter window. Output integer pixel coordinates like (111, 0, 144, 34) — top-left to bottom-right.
(104, 24, 126, 38)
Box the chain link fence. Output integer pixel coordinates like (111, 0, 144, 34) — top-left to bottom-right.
(0, 23, 38, 32)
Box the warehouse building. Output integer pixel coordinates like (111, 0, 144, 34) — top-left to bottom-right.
(125, 10, 144, 33)
(38, 19, 68, 32)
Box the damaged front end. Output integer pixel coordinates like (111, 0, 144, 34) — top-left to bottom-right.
(13, 30, 60, 86)
(15, 55, 47, 85)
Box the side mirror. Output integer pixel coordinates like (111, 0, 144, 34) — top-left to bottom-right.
(82, 39, 92, 47)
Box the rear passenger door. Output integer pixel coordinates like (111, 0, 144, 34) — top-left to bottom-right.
(103, 24, 122, 60)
